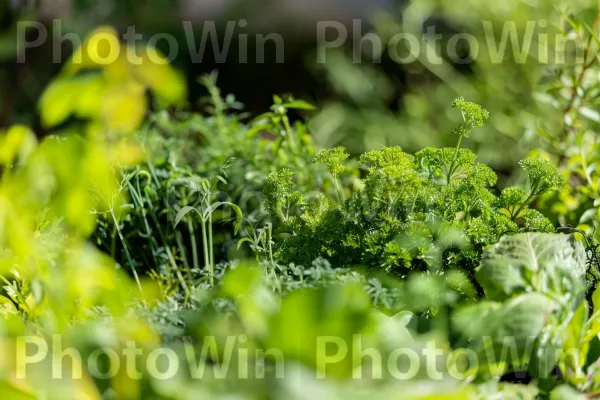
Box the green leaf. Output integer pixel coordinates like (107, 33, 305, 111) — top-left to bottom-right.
(453, 301, 502, 342)
(476, 383, 539, 400)
(461, 293, 561, 379)
(559, 300, 589, 379)
(38, 77, 80, 128)
(283, 100, 317, 111)
(174, 206, 199, 227)
(593, 286, 600, 312)
(247, 122, 273, 138)
(529, 333, 559, 379)
(0, 295, 17, 313)
(496, 293, 558, 347)
(204, 202, 243, 235)
(476, 233, 586, 301)
(249, 112, 275, 125)
(236, 237, 253, 250)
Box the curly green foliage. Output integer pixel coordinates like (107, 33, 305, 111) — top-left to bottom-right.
(264, 99, 557, 280)
(301, 193, 339, 229)
(452, 97, 490, 137)
(264, 169, 304, 222)
(267, 144, 553, 275)
(314, 146, 349, 175)
(496, 187, 528, 213)
(417, 148, 475, 175)
(359, 146, 415, 170)
(416, 148, 496, 186)
(519, 157, 564, 196)
(519, 209, 555, 232)
(358, 147, 421, 217)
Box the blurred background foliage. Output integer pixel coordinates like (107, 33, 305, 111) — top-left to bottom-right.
(0, 0, 597, 173)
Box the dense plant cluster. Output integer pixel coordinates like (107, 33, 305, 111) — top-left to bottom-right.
(90, 74, 341, 288)
(265, 99, 562, 279)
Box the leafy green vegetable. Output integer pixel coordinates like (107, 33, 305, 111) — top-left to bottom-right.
(453, 232, 593, 384)
(266, 99, 560, 280)
(475, 233, 586, 301)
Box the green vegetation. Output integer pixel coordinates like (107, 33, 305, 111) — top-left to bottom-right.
(5, 1, 600, 399)
(2, 82, 598, 398)
(265, 98, 560, 278)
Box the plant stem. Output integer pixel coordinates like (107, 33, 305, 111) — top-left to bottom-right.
(188, 218, 199, 271)
(110, 210, 142, 292)
(175, 231, 191, 272)
(201, 218, 212, 287)
(148, 209, 191, 296)
(110, 223, 117, 258)
(333, 173, 344, 206)
(447, 134, 464, 184)
(267, 223, 274, 264)
(135, 131, 191, 295)
(512, 183, 540, 221)
(409, 188, 421, 215)
(266, 224, 281, 294)
(208, 212, 215, 273)
(282, 116, 297, 152)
